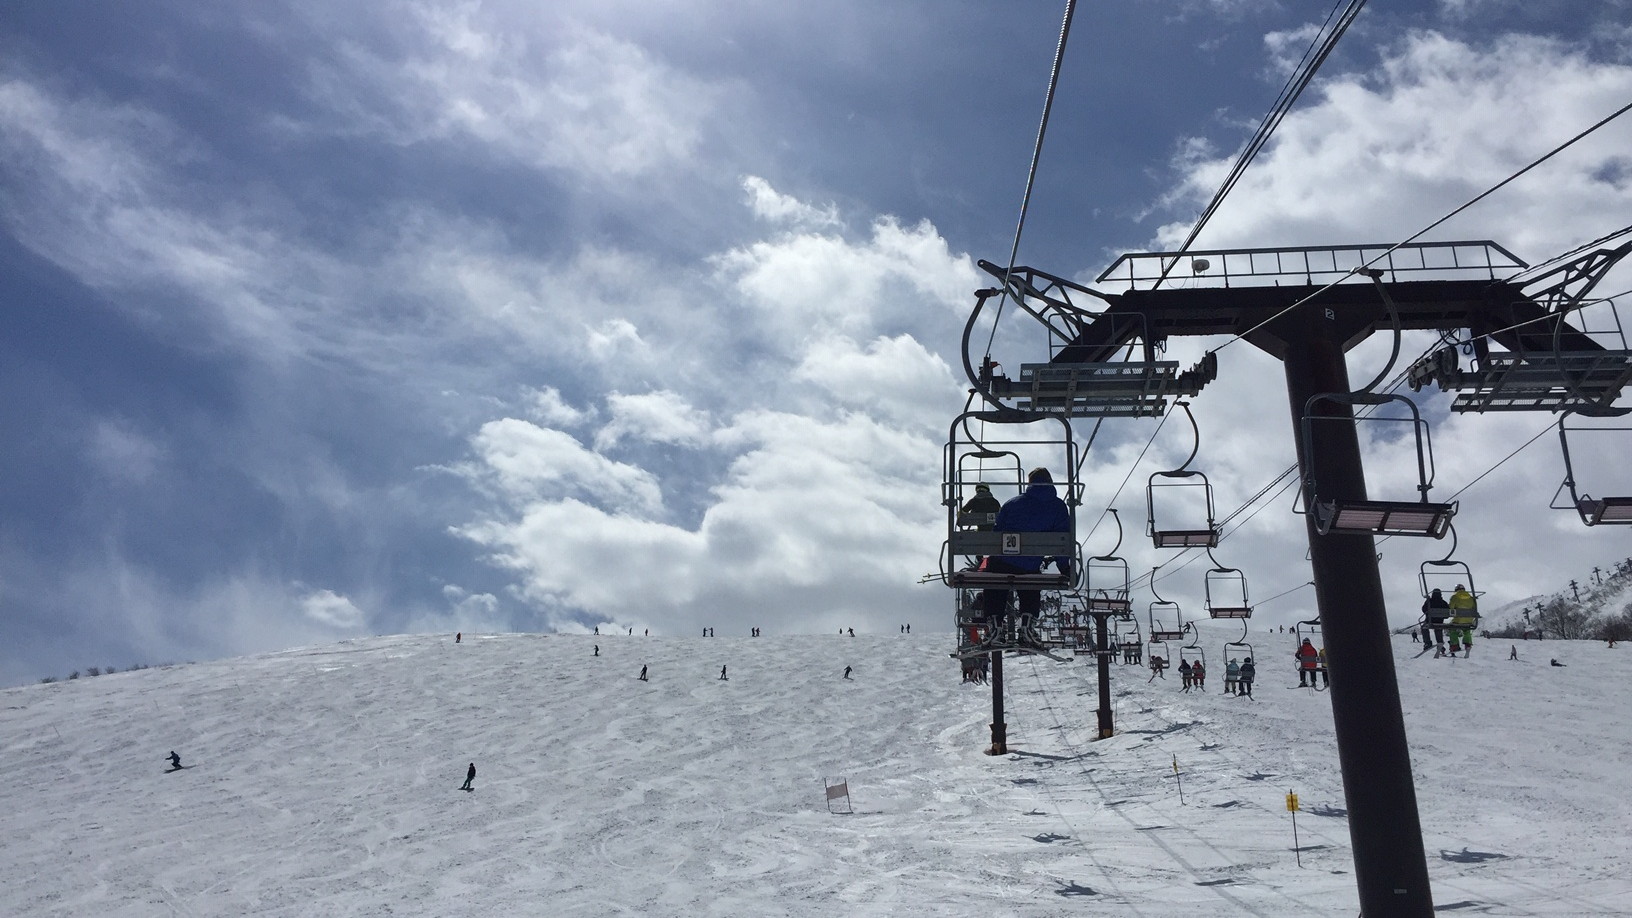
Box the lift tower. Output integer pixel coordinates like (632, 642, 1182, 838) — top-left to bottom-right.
(971, 238, 1632, 918)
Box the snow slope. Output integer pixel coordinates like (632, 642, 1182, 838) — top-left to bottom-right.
(2, 630, 1628, 916)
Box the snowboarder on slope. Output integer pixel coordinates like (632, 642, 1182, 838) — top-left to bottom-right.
(843, 666, 852, 680)
(638, 664, 648, 682)
(461, 762, 475, 791)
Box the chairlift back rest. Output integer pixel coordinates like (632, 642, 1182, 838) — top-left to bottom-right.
(1150, 630, 1184, 642)
(956, 511, 997, 529)
(948, 530, 1077, 557)
(1207, 607, 1253, 619)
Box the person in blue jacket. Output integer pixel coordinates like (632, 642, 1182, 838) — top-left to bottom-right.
(980, 467, 1072, 647)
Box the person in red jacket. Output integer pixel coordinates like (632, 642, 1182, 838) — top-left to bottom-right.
(1295, 638, 1320, 687)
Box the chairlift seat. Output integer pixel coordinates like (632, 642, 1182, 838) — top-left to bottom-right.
(1313, 499, 1455, 538)
(1151, 528, 1219, 548)
(1087, 596, 1132, 615)
(1412, 350, 1632, 413)
(1576, 496, 1632, 526)
(989, 361, 1202, 418)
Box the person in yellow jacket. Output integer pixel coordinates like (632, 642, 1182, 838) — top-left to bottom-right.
(1447, 585, 1479, 657)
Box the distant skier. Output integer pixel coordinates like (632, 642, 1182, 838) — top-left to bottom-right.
(1238, 658, 1256, 697)
(594, 644, 600, 657)
(905, 624, 910, 634)
(1410, 627, 1419, 644)
(719, 665, 728, 681)
(1508, 645, 1518, 661)
(1295, 639, 1320, 686)
(1550, 658, 1565, 667)
(167, 751, 181, 770)
(455, 632, 461, 643)
(461, 762, 475, 791)
(638, 664, 648, 681)
(843, 666, 852, 680)
(848, 628, 854, 637)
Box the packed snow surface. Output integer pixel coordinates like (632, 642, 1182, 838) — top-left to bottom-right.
(2, 631, 1628, 916)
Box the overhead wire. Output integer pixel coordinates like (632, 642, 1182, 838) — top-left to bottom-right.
(1208, 96, 1632, 358)
(1154, 0, 1367, 288)
(982, 0, 1079, 363)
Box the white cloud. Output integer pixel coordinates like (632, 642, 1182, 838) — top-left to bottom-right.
(741, 176, 840, 229)
(305, 13, 718, 179)
(713, 213, 980, 347)
(461, 417, 665, 516)
(301, 589, 367, 628)
(790, 334, 962, 429)
(87, 418, 165, 483)
(525, 386, 591, 427)
(1157, 31, 1632, 257)
(594, 390, 714, 451)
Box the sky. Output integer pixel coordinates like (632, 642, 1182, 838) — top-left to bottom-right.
(3, 629, 1628, 914)
(4, 0, 1632, 686)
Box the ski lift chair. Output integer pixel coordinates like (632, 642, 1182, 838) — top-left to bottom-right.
(1553, 410, 1632, 525)
(1146, 403, 1221, 548)
(1418, 525, 1479, 604)
(1204, 549, 1253, 619)
(1179, 623, 1206, 670)
(941, 410, 1083, 591)
(1223, 618, 1254, 674)
(1115, 617, 1144, 664)
(1302, 392, 1456, 538)
(1293, 617, 1328, 691)
(1085, 510, 1135, 619)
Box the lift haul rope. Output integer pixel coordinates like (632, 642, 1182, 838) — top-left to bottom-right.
(984, 0, 1078, 363)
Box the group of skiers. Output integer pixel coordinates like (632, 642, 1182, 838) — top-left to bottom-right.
(1147, 653, 1258, 696)
(1421, 585, 1480, 657)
